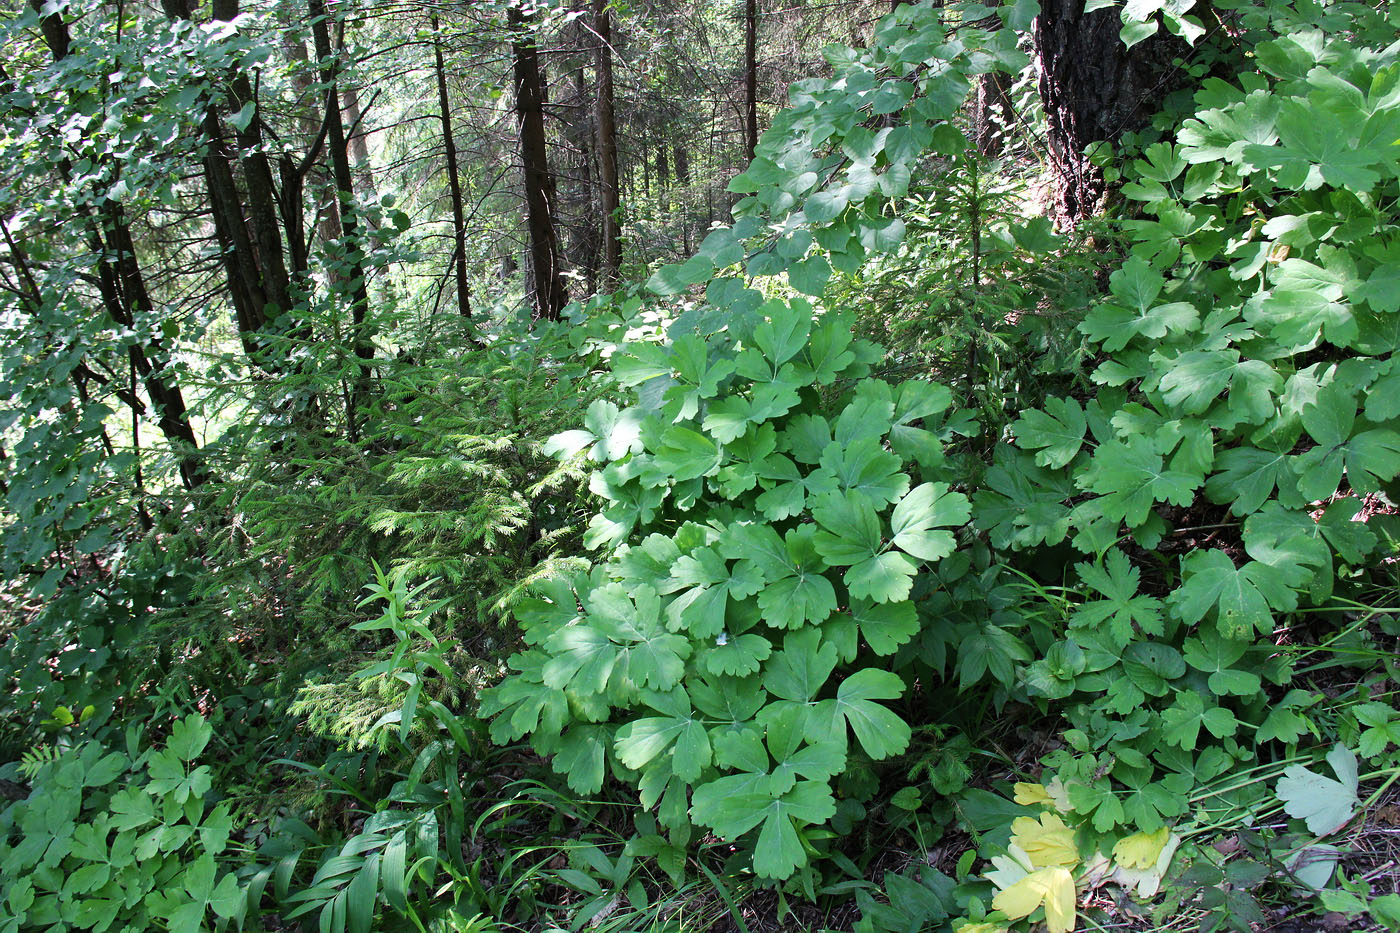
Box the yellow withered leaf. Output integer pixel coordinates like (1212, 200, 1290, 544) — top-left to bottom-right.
(1014, 782, 1053, 807)
(1010, 811, 1080, 869)
(991, 871, 1044, 920)
(991, 866, 1078, 933)
(1112, 826, 1171, 870)
(1109, 831, 1182, 898)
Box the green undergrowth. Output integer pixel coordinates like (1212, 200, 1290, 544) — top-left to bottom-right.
(478, 0, 1400, 929)
(5, 0, 1400, 930)
(193, 321, 600, 644)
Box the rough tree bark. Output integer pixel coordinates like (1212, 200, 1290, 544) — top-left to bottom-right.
(973, 70, 1015, 157)
(432, 15, 473, 323)
(1035, 0, 1188, 220)
(161, 0, 287, 358)
(509, 4, 569, 321)
(309, 0, 376, 432)
(743, 0, 758, 162)
(594, 0, 621, 287)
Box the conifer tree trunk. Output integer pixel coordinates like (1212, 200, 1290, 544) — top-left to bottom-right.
(594, 0, 622, 287)
(198, 107, 275, 349)
(509, 5, 569, 320)
(218, 3, 293, 322)
(309, 0, 376, 431)
(974, 70, 1015, 157)
(743, 0, 759, 161)
(160, 0, 287, 358)
(432, 16, 473, 323)
(1035, 0, 1186, 220)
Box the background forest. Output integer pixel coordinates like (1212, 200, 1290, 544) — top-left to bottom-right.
(3, 0, 1400, 930)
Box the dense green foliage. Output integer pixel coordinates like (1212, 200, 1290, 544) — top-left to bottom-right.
(0, 716, 245, 932)
(482, 306, 971, 880)
(4, 0, 1400, 930)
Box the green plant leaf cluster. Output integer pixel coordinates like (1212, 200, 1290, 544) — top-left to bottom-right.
(949, 9, 1400, 850)
(483, 295, 972, 879)
(0, 715, 246, 932)
(488, 0, 1400, 896)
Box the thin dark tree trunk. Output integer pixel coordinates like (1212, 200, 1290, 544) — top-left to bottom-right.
(5, 218, 208, 490)
(974, 70, 1015, 157)
(594, 0, 621, 287)
(432, 15, 474, 324)
(201, 108, 275, 349)
(281, 32, 319, 264)
(161, 0, 283, 358)
(129, 356, 154, 531)
(743, 0, 758, 162)
(102, 207, 208, 489)
(218, 1, 293, 321)
(509, 5, 569, 321)
(673, 144, 690, 253)
(1035, 0, 1187, 220)
(309, 0, 375, 434)
(279, 33, 338, 283)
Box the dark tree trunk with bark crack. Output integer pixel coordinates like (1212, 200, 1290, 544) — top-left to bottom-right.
(510, 5, 569, 321)
(743, 0, 758, 162)
(309, 0, 375, 435)
(432, 16, 473, 324)
(1035, 0, 1187, 220)
(594, 0, 621, 287)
